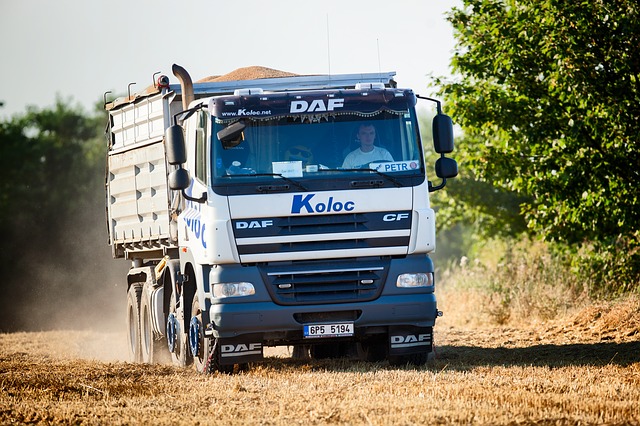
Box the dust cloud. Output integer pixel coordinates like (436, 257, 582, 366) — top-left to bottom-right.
(0, 197, 130, 360)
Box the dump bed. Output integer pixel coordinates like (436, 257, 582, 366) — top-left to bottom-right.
(106, 92, 181, 259)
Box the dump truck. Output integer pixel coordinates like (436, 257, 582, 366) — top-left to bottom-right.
(104, 64, 457, 373)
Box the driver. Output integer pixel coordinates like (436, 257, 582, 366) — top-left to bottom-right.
(341, 124, 393, 169)
(284, 144, 314, 166)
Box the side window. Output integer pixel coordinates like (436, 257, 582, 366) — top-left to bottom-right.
(195, 111, 207, 183)
(403, 114, 416, 160)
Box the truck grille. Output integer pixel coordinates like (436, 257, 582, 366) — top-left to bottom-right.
(233, 211, 412, 263)
(259, 259, 389, 305)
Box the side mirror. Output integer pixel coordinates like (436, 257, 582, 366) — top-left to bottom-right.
(432, 114, 454, 154)
(168, 168, 190, 191)
(165, 125, 187, 165)
(168, 168, 207, 203)
(217, 120, 246, 149)
(435, 157, 458, 179)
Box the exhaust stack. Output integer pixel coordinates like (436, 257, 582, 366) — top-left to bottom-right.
(172, 64, 194, 111)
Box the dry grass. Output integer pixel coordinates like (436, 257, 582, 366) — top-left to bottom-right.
(436, 237, 589, 327)
(1, 297, 639, 425)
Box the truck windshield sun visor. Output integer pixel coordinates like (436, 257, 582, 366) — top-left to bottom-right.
(217, 120, 246, 148)
(209, 89, 416, 121)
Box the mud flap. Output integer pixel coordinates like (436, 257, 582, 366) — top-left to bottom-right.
(388, 326, 433, 356)
(217, 336, 264, 365)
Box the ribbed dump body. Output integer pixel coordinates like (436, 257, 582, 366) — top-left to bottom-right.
(107, 141, 174, 257)
(106, 92, 179, 258)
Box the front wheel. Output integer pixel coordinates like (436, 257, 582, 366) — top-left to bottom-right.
(190, 295, 234, 374)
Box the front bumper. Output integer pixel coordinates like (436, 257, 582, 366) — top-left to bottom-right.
(205, 254, 437, 345)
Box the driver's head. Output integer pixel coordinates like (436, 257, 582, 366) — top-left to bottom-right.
(357, 124, 376, 151)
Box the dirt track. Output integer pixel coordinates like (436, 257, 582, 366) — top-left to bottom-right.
(1, 298, 639, 425)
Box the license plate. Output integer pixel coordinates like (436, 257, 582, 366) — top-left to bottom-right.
(303, 322, 354, 339)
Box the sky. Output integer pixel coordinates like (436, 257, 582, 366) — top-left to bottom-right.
(0, 0, 462, 119)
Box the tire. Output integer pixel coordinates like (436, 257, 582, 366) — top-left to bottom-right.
(190, 295, 234, 374)
(126, 283, 143, 363)
(190, 294, 209, 373)
(140, 286, 168, 364)
(168, 290, 192, 367)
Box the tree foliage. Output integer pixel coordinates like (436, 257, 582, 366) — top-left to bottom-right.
(0, 99, 116, 330)
(0, 100, 104, 241)
(435, 0, 640, 291)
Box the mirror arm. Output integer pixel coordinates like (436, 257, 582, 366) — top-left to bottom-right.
(416, 95, 443, 115)
(428, 178, 447, 193)
(181, 189, 207, 203)
(172, 102, 204, 126)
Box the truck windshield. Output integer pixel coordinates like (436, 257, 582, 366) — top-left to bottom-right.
(211, 108, 422, 181)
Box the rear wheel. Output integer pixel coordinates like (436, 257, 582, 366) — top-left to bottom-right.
(126, 283, 143, 363)
(140, 286, 168, 364)
(167, 290, 192, 367)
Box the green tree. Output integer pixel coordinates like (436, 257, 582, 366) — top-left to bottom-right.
(435, 0, 640, 291)
(0, 99, 102, 246)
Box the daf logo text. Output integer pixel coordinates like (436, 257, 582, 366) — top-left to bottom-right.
(390, 334, 432, 348)
(235, 220, 274, 229)
(290, 98, 344, 114)
(220, 343, 262, 357)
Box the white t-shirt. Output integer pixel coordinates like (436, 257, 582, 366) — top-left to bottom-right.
(342, 146, 394, 169)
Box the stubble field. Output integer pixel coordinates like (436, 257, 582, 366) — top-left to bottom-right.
(1, 297, 639, 425)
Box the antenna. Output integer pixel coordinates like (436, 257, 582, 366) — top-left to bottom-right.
(377, 38, 382, 73)
(326, 14, 331, 75)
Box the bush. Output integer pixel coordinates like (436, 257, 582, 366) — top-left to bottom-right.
(437, 236, 586, 326)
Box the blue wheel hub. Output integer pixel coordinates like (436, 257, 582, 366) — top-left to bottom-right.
(189, 316, 201, 357)
(166, 313, 178, 353)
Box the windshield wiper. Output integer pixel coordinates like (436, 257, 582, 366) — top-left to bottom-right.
(241, 173, 308, 192)
(317, 168, 403, 188)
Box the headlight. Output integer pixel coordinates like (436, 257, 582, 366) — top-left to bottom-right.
(213, 282, 255, 298)
(396, 273, 434, 288)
